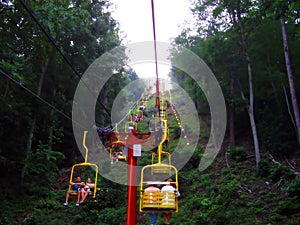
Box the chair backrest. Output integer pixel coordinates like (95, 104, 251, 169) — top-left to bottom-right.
(143, 191, 160, 204)
(161, 192, 176, 206)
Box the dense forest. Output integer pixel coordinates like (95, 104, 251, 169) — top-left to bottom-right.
(0, 0, 300, 224)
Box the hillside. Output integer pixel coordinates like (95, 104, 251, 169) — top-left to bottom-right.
(1, 104, 299, 225)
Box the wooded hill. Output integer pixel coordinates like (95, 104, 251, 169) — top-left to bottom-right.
(0, 0, 300, 224)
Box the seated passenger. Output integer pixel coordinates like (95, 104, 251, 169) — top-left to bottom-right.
(140, 105, 146, 110)
(111, 151, 119, 164)
(79, 177, 95, 204)
(128, 122, 135, 130)
(161, 179, 180, 224)
(144, 183, 161, 204)
(63, 176, 85, 206)
(144, 183, 161, 225)
(117, 151, 126, 160)
(137, 113, 143, 122)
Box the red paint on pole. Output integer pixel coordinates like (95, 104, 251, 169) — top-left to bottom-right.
(126, 147, 137, 225)
(124, 131, 153, 224)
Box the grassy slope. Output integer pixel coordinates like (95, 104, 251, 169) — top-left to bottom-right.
(1, 104, 300, 225)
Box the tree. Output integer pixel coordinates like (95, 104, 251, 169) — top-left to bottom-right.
(260, 0, 300, 144)
(192, 0, 262, 165)
(0, 0, 123, 189)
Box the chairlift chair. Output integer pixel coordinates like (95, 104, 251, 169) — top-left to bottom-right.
(139, 164, 179, 212)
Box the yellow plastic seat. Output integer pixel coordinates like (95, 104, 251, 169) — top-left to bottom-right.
(69, 190, 79, 196)
(140, 190, 177, 211)
(161, 192, 176, 208)
(139, 164, 179, 213)
(141, 192, 161, 209)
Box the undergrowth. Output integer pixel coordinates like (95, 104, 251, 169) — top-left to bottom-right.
(1, 106, 299, 224)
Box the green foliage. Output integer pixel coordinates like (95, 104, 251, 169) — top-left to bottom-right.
(219, 178, 240, 199)
(277, 196, 300, 215)
(257, 159, 272, 177)
(96, 207, 126, 225)
(23, 143, 65, 195)
(270, 164, 295, 182)
(228, 146, 247, 162)
(286, 176, 300, 198)
(1, 0, 300, 224)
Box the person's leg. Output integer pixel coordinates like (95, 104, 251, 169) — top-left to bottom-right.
(80, 190, 88, 204)
(76, 190, 81, 205)
(79, 190, 84, 203)
(64, 190, 70, 205)
(165, 213, 171, 224)
(77, 191, 80, 202)
(149, 212, 158, 225)
(153, 213, 158, 224)
(163, 213, 169, 224)
(149, 213, 156, 224)
(168, 212, 172, 221)
(65, 190, 70, 202)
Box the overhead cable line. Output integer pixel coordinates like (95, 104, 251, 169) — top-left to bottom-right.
(0, 69, 87, 130)
(151, 0, 160, 108)
(17, 0, 111, 116)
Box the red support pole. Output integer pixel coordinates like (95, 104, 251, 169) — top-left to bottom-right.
(126, 146, 137, 225)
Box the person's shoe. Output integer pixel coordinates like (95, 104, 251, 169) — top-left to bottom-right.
(63, 202, 68, 206)
(76, 202, 79, 206)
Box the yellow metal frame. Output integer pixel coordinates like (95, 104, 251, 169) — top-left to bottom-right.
(139, 164, 179, 212)
(152, 120, 170, 174)
(142, 95, 148, 103)
(157, 98, 167, 121)
(156, 120, 168, 164)
(151, 151, 171, 174)
(137, 109, 144, 116)
(68, 162, 98, 198)
(159, 98, 167, 111)
(139, 119, 179, 212)
(68, 131, 99, 198)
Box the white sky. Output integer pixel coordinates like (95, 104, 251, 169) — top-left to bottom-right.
(109, 0, 196, 79)
(109, 0, 195, 43)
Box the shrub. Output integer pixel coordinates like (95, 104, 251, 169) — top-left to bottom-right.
(277, 196, 300, 215)
(286, 176, 300, 198)
(257, 159, 271, 177)
(228, 146, 247, 162)
(270, 164, 295, 182)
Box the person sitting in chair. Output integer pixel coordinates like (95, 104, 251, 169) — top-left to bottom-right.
(63, 176, 85, 206)
(111, 151, 120, 164)
(144, 183, 161, 225)
(161, 179, 180, 225)
(79, 177, 95, 204)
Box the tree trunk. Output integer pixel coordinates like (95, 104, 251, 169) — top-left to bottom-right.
(21, 58, 48, 182)
(238, 15, 261, 166)
(229, 78, 235, 146)
(281, 79, 296, 129)
(280, 15, 300, 144)
(48, 87, 57, 151)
